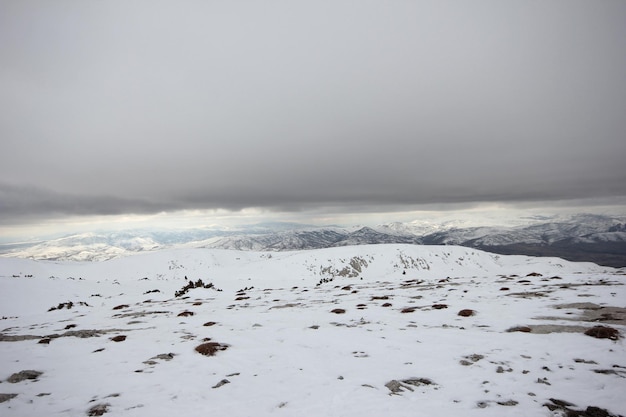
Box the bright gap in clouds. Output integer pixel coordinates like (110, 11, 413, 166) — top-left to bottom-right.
(2, 199, 626, 244)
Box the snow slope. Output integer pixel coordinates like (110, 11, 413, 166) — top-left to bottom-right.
(1, 245, 624, 417)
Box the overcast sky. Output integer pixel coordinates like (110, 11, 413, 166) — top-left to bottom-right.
(1, 1, 626, 238)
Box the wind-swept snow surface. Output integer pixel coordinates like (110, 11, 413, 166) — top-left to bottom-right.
(1, 245, 624, 417)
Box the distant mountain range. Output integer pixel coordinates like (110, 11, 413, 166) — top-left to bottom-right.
(2, 214, 625, 267)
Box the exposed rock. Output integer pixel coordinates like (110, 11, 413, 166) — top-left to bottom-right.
(497, 400, 518, 406)
(0, 334, 41, 342)
(432, 304, 448, 309)
(212, 379, 230, 389)
(544, 399, 622, 417)
(385, 378, 435, 394)
(110, 335, 126, 342)
(330, 308, 346, 314)
(7, 370, 43, 383)
(87, 403, 110, 416)
(151, 353, 175, 361)
(0, 393, 18, 403)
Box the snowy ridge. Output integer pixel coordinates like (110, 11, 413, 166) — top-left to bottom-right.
(1, 245, 624, 417)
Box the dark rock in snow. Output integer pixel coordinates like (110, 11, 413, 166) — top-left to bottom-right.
(7, 370, 42, 383)
(87, 403, 110, 416)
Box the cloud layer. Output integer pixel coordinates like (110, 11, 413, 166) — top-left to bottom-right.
(1, 1, 625, 225)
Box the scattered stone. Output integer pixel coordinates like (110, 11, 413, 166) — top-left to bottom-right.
(432, 304, 448, 309)
(212, 379, 230, 389)
(477, 401, 489, 408)
(401, 307, 417, 313)
(112, 305, 129, 310)
(330, 309, 346, 314)
(195, 342, 229, 356)
(382, 303, 392, 307)
(7, 370, 43, 383)
(309, 325, 320, 329)
(203, 321, 217, 326)
(500, 287, 510, 291)
(87, 403, 110, 416)
(537, 377, 551, 385)
(177, 311, 194, 317)
(0, 393, 18, 403)
(64, 324, 77, 330)
(38, 338, 52, 344)
(584, 326, 620, 340)
(458, 309, 475, 317)
(110, 335, 126, 342)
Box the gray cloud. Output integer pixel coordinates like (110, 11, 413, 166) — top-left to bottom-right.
(1, 1, 625, 226)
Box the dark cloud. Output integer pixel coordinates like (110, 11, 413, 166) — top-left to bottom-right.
(1, 1, 625, 226)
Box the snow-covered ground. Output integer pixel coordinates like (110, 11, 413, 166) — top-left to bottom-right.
(1, 245, 624, 416)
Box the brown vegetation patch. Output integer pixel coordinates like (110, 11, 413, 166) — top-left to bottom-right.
(584, 326, 620, 340)
(195, 342, 229, 356)
(110, 335, 126, 342)
(507, 326, 532, 333)
(458, 309, 475, 317)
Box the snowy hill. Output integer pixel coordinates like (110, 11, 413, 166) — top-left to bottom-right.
(1, 245, 625, 417)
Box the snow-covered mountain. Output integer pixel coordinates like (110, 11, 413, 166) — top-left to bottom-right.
(1, 245, 624, 417)
(2, 214, 625, 266)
